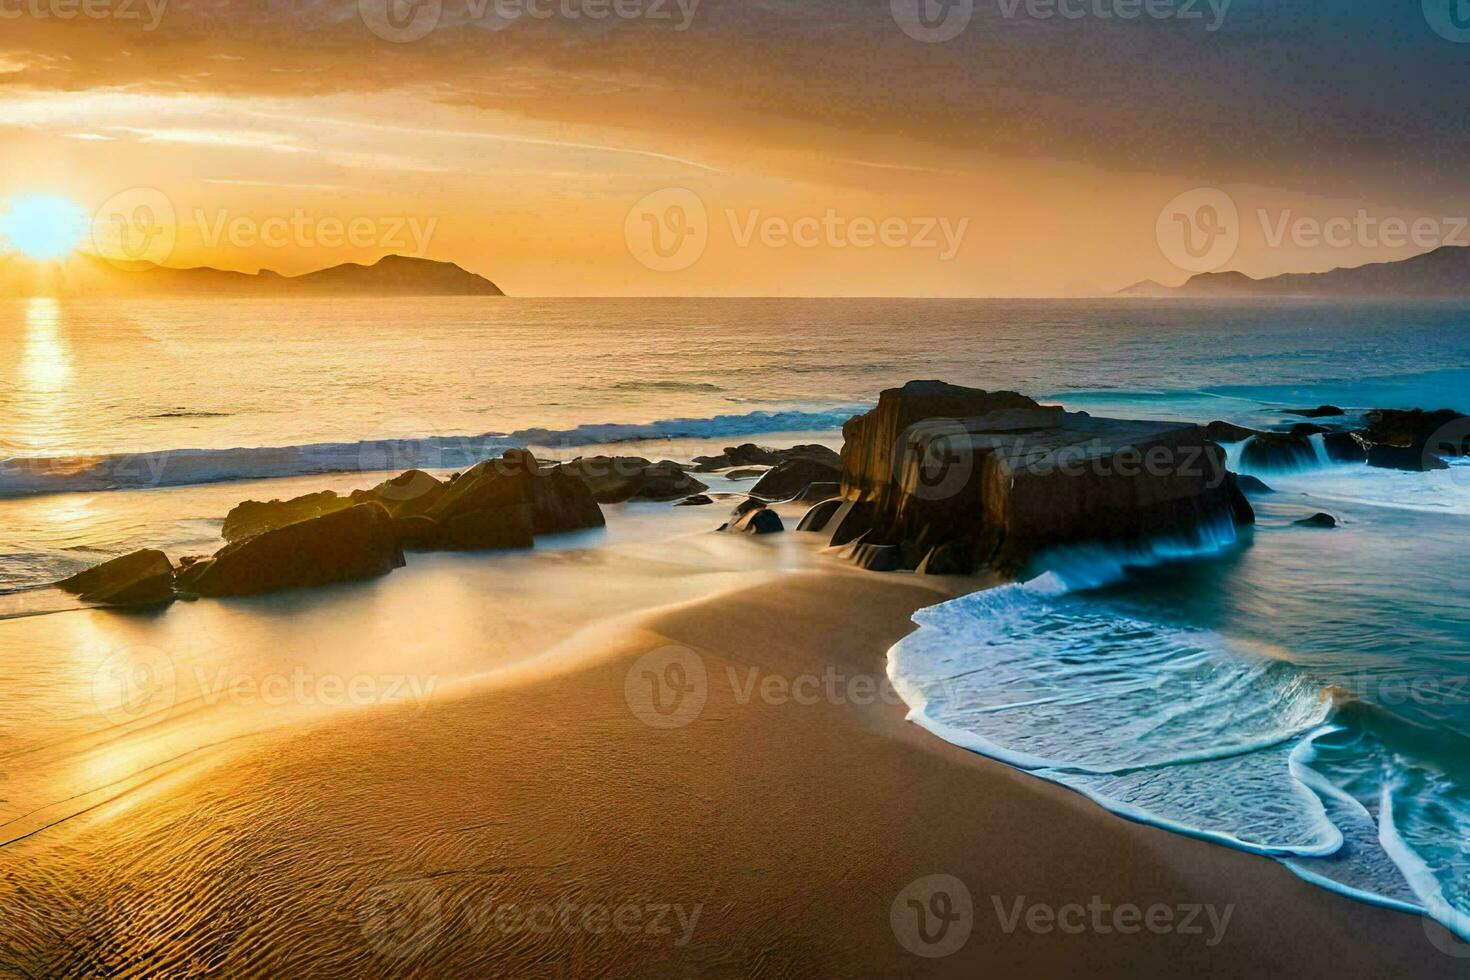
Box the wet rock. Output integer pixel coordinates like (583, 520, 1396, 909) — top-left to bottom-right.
(1202, 420, 1262, 444)
(1358, 408, 1469, 471)
(1294, 512, 1338, 528)
(57, 549, 175, 606)
(796, 497, 844, 533)
(674, 494, 714, 506)
(1289, 422, 1330, 437)
(559, 456, 707, 503)
(1240, 432, 1317, 471)
(1236, 474, 1275, 494)
(222, 490, 350, 543)
(176, 503, 405, 597)
(719, 503, 784, 535)
(428, 450, 605, 537)
(827, 380, 1252, 575)
(750, 457, 844, 501)
(1282, 405, 1345, 418)
(1321, 431, 1367, 464)
(692, 444, 841, 472)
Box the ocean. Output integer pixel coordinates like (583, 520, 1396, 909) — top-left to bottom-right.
(2, 295, 1468, 939)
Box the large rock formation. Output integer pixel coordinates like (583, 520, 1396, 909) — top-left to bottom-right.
(691, 444, 841, 472)
(1358, 408, 1468, 471)
(176, 502, 405, 597)
(57, 549, 175, 606)
(821, 381, 1253, 575)
(749, 457, 843, 500)
(558, 456, 707, 503)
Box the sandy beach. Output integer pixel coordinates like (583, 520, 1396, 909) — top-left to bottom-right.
(0, 557, 1457, 977)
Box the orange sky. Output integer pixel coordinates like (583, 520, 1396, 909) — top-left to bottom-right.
(2, 3, 1468, 296)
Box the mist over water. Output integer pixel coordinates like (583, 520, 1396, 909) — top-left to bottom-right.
(1, 296, 1468, 936)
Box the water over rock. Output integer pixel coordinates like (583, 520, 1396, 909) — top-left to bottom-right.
(823, 380, 1252, 575)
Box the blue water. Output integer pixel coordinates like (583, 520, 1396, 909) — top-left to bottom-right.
(2, 296, 1468, 935)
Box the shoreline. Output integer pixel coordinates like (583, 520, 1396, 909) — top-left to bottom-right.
(0, 563, 1457, 975)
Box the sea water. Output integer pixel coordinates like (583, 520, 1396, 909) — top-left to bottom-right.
(2, 295, 1468, 937)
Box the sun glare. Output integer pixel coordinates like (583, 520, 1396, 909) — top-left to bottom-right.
(0, 195, 89, 260)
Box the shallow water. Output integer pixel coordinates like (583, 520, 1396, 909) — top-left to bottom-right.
(1, 296, 1467, 940)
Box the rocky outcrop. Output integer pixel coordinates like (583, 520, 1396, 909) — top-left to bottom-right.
(176, 503, 405, 597)
(1321, 431, 1367, 464)
(823, 381, 1252, 575)
(57, 549, 175, 606)
(1295, 512, 1338, 528)
(691, 444, 841, 472)
(719, 502, 784, 535)
(1358, 408, 1468, 471)
(424, 450, 604, 543)
(1282, 405, 1345, 418)
(222, 470, 446, 543)
(1202, 420, 1262, 444)
(749, 457, 843, 501)
(559, 456, 707, 503)
(1239, 432, 1317, 471)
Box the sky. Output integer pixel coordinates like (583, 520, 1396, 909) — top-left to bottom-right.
(2, 0, 1469, 295)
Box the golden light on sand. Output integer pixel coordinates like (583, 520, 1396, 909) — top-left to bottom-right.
(0, 194, 88, 260)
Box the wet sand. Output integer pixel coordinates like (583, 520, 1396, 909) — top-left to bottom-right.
(0, 562, 1459, 977)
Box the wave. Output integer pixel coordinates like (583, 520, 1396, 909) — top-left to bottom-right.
(886, 535, 1470, 939)
(0, 406, 865, 498)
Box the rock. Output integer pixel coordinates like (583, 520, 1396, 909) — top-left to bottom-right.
(1358, 408, 1469, 470)
(1236, 474, 1274, 494)
(724, 468, 768, 480)
(826, 381, 1252, 575)
(222, 490, 350, 543)
(1202, 420, 1262, 443)
(1289, 422, 1329, 437)
(1294, 512, 1338, 528)
(730, 496, 766, 517)
(392, 515, 447, 550)
(57, 549, 175, 606)
(560, 456, 707, 503)
(442, 505, 535, 551)
(674, 494, 714, 506)
(1282, 405, 1345, 418)
(792, 482, 841, 503)
(1321, 431, 1367, 464)
(176, 503, 405, 597)
(840, 540, 903, 571)
(427, 450, 605, 538)
(796, 497, 844, 533)
(691, 444, 841, 472)
(720, 505, 784, 535)
(1367, 444, 1449, 472)
(1240, 432, 1317, 471)
(749, 457, 844, 501)
(222, 471, 447, 544)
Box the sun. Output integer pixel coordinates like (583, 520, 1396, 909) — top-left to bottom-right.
(0, 194, 89, 260)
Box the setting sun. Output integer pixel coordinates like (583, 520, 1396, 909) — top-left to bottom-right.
(0, 194, 88, 260)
